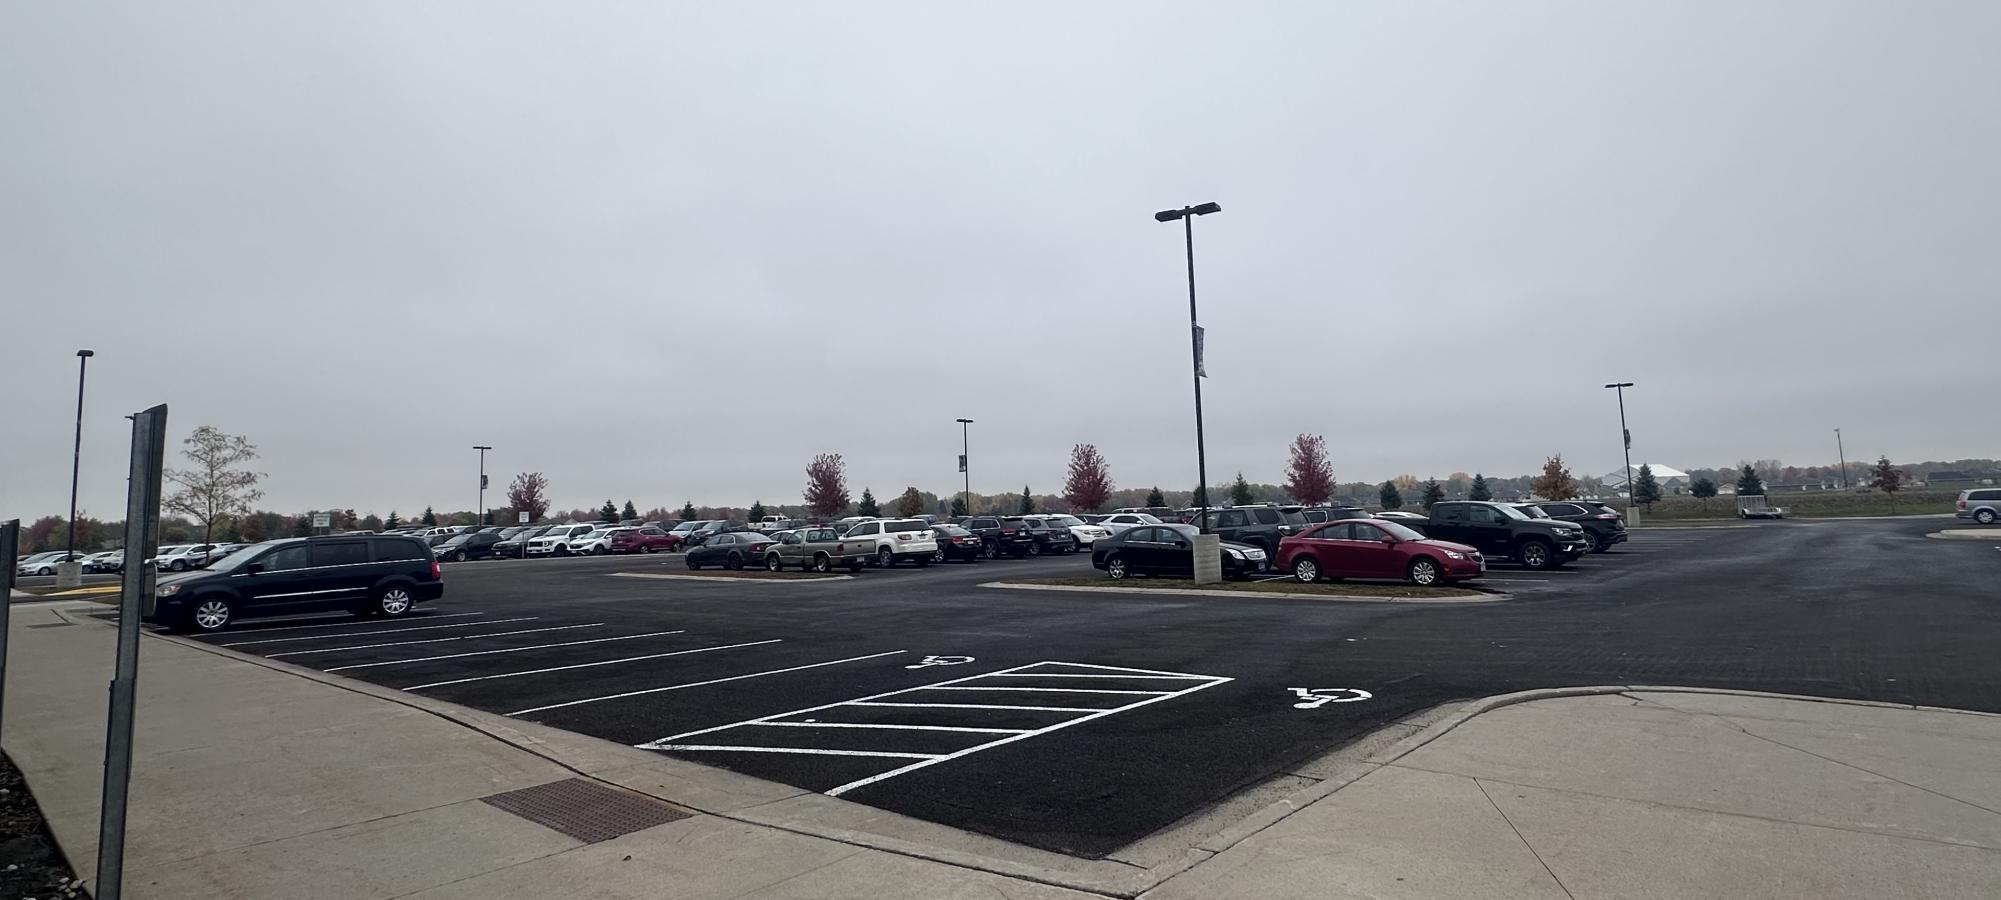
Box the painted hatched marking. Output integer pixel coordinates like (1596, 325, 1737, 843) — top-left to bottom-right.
(507, 650, 906, 716)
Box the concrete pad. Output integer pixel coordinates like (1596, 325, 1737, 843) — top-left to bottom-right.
(1633, 690, 2001, 736)
(593, 756, 812, 815)
(1394, 695, 2001, 849)
(1490, 780, 2001, 899)
(399, 815, 862, 900)
(124, 799, 579, 900)
(732, 846, 1104, 899)
(1725, 715, 2001, 818)
(1143, 766, 1568, 900)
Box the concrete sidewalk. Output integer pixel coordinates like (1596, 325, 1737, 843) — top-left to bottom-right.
(5, 602, 1999, 899)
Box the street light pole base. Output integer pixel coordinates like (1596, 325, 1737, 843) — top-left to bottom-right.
(1191, 533, 1222, 585)
(56, 560, 83, 589)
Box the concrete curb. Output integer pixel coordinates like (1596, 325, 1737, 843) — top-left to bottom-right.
(607, 572, 856, 584)
(977, 581, 1502, 605)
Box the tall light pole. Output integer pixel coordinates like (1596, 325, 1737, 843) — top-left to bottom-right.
(1155, 201, 1221, 533)
(955, 419, 973, 518)
(1834, 428, 1847, 489)
(1604, 382, 1635, 515)
(473, 446, 492, 526)
(67, 350, 95, 564)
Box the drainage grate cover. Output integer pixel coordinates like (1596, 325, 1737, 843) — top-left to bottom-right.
(480, 778, 689, 843)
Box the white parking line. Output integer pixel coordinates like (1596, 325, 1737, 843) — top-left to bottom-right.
(267, 623, 600, 658)
(749, 722, 1029, 735)
(221, 617, 535, 647)
(847, 701, 1103, 712)
(507, 650, 907, 716)
(645, 745, 939, 760)
(215, 612, 485, 635)
(402, 639, 784, 691)
(324, 630, 686, 672)
(984, 672, 1211, 680)
(925, 686, 1171, 696)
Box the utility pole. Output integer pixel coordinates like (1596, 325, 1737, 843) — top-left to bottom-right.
(1834, 428, 1847, 489)
(65, 349, 95, 584)
(474, 445, 493, 525)
(955, 419, 973, 517)
(1604, 382, 1636, 521)
(1154, 202, 1221, 534)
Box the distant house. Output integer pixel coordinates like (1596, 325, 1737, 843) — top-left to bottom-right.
(1602, 464, 1691, 497)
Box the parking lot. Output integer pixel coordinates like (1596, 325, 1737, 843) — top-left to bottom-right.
(177, 519, 2001, 858)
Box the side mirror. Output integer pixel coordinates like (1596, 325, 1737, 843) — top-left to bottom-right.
(1381, 538, 1398, 547)
(244, 563, 265, 575)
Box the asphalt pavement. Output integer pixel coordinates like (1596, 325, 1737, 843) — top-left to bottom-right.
(180, 520, 2001, 858)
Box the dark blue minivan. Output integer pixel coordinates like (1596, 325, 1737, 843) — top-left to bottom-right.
(147, 534, 443, 633)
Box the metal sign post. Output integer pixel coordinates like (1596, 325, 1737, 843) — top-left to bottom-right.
(97, 403, 167, 900)
(0, 519, 16, 737)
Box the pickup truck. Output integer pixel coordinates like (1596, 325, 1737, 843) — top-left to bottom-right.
(762, 527, 870, 573)
(1392, 501, 1592, 570)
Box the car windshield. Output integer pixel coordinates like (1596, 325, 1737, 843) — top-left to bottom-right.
(202, 542, 271, 573)
(441, 534, 473, 545)
(1518, 506, 1550, 519)
(1494, 504, 1532, 520)
(1377, 520, 1427, 541)
(1045, 516, 1081, 526)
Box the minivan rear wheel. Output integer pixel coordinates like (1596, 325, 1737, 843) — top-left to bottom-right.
(374, 586, 414, 618)
(1979, 509, 1998, 525)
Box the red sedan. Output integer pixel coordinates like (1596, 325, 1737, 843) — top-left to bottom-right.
(609, 525, 680, 553)
(1276, 518, 1484, 586)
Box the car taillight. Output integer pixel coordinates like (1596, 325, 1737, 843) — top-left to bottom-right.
(431, 561, 442, 579)
(1959, 499, 1968, 509)
(896, 533, 910, 541)
(1597, 513, 1620, 519)
(1001, 528, 1015, 534)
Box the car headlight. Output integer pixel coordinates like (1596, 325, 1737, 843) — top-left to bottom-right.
(158, 583, 181, 596)
(1444, 550, 1466, 560)
(1225, 548, 1245, 559)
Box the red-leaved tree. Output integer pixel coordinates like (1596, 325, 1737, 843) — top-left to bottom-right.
(1062, 444, 1114, 512)
(507, 472, 551, 522)
(1284, 433, 1335, 505)
(804, 453, 850, 517)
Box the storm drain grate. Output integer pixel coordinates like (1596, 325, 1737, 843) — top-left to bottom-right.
(480, 778, 689, 843)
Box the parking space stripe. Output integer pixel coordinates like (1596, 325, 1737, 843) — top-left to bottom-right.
(266, 623, 600, 657)
(401, 639, 784, 691)
(847, 701, 1103, 712)
(213, 612, 485, 635)
(506, 650, 907, 716)
(645, 745, 940, 760)
(984, 672, 1210, 680)
(1040, 661, 1230, 678)
(221, 616, 536, 646)
(323, 630, 687, 673)
(749, 722, 1030, 735)
(925, 686, 1171, 696)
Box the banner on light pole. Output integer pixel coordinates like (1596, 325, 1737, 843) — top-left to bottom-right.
(1194, 325, 1207, 378)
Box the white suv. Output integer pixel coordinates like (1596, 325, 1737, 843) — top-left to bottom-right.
(527, 524, 599, 557)
(569, 528, 628, 555)
(841, 518, 939, 568)
(1035, 514, 1111, 548)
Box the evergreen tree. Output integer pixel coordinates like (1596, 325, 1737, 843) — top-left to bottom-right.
(621, 500, 638, 520)
(1870, 456, 1903, 493)
(1018, 485, 1035, 514)
(292, 513, 314, 537)
(1191, 485, 1209, 507)
(598, 499, 619, 522)
(1379, 481, 1404, 510)
(1736, 464, 1765, 496)
(1690, 477, 1718, 508)
(384, 510, 401, 529)
(1420, 478, 1445, 509)
(747, 500, 767, 522)
(1633, 464, 1663, 509)
(680, 501, 698, 521)
(1146, 486, 1166, 508)
(419, 506, 436, 526)
(950, 495, 968, 517)
(857, 488, 880, 517)
(1228, 472, 1254, 506)
(1468, 473, 1492, 501)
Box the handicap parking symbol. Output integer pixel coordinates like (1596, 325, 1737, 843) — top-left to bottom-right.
(1290, 687, 1372, 709)
(905, 655, 976, 669)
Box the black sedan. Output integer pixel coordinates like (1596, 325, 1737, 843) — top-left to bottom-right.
(491, 525, 550, 559)
(685, 532, 777, 570)
(435, 530, 505, 562)
(929, 525, 985, 563)
(1090, 523, 1269, 580)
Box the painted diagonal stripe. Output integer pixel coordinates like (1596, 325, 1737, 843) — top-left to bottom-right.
(642, 662, 1051, 746)
(925, 686, 1171, 696)
(266, 623, 600, 657)
(323, 631, 686, 672)
(1023, 661, 1229, 678)
(983, 673, 1210, 680)
(221, 616, 532, 646)
(215, 612, 484, 636)
(844, 701, 1102, 713)
(749, 722, 1030, 735)
(401, 639, 783, 691)
(646, 745, 938, 760)
(507, 650, 906, 716)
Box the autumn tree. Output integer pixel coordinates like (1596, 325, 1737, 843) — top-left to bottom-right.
(680, 501, 698, 521)
(1378, 481, 1403, 510)
(804, 453, 851, 517)
(1469, 473, 1492, 501)
(622, 500, 639, 520)
(1736, 464, 1765, 496)
(1871, 456, 1903, 493)
(857, 488, 880, 517)
(164, 425, 266, 546)
(360, 513, 384, 532)
(748, 500, 767, 522)
(508, 472, 552, 522)
(1146, 487, 1166, 508)
(1532, 455, 1579, 500)
(1633, 464, 1663, 509)
(1283, 433, 1335, 505)
(1420, 478, 1445, 510)
(1062, 444, 1114, 512)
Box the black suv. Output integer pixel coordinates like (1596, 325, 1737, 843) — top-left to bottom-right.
(491, 525, 549, 558)
(1007, 516, 1076, 556)
(146, 534, 443, 633)
(1198, 504, 1306, 555)
(958, 516, 1036, 559)
(1521, 500, 1628, 552)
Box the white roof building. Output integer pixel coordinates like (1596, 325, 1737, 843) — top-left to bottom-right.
(1603, 464, 1690, 492)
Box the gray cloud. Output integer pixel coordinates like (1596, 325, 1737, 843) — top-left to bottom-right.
(4, 1, 1996, 519)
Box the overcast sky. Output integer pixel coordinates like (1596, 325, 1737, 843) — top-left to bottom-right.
(4, 1, 1996, 520)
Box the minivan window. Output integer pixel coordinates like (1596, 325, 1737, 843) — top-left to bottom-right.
(1253, 508, 1281, 525)
(262, 544, 313, 572)
(313, 541, 371, 567)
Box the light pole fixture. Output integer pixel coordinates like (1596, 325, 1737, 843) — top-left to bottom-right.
(1834, 428, 1847, 489)
(1155, 201, 1221, 533)
(955, 419, 973, 517)
(68, 349, 95, 564)
(1604, 382, 1635, 511)
(473, 446, 492, 525)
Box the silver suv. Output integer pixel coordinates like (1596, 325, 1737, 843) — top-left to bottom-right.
(1957, 489, 2000, 525)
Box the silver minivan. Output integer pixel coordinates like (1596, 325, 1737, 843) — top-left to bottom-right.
(1957, 489, 2000, 525)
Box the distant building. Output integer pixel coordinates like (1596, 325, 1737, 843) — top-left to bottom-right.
(1603, 464, 1690, 496)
